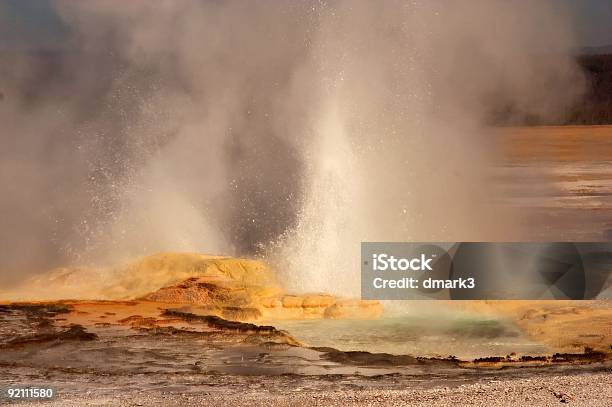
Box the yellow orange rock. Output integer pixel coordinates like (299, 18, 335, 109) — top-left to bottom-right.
(281, 295, 304, 308)
(1, 252, 275, 302)
(1, 252, 385, 323)
(302, 294, 336, 308)
(260, 297, 283, 308)
(324, 299, 384, 319)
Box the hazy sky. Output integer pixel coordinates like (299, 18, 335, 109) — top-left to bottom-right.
(0, 0, 611, 50)
(562, 0, 612, 47)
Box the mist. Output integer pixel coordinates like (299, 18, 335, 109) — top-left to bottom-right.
(0, 0, 583, 295)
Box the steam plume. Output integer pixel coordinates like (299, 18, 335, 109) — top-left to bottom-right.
(0, 1, 583, 295)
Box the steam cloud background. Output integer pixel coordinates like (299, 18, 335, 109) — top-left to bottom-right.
(0, 1, 584, 295)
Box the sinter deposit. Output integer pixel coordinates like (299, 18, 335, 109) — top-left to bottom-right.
(2, 252, 382, 321)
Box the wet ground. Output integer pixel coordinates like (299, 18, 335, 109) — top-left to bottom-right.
(0, 301, 610, 406)
(0, 303, 609, 375)
(497, 125, 612, 241)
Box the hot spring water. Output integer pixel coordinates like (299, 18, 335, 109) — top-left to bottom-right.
(273, 312, 548, 360)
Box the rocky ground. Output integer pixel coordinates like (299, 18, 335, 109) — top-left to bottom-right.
(0, 299, 610, 406)
(1, 368, 610, 406)
(0, 253, 610, 405)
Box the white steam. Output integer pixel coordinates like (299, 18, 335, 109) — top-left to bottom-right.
(0, 1, 584, 295)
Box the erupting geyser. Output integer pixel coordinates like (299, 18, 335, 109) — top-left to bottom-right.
(0, 1, 583, 296)
(1, 3, 610, 405)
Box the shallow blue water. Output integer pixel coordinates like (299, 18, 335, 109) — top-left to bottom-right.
(273, 314, 549, 359)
